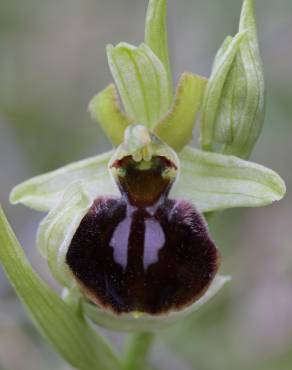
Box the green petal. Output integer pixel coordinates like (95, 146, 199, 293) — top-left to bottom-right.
(37, 183, 92, 287)
(107, 42, 170, 129)
(10, 151, 119, 212)
(200, 31, 246, 151)
(171, 146, 286, 213)
(83, 275, 230, 332)
(154, 72, 207, 152)
(89, 84, 133, 146)
(0, 206, 120, 370)
(145, 0, 173, 99)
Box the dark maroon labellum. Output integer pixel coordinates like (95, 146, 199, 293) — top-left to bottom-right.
(66, 155, 220, 315)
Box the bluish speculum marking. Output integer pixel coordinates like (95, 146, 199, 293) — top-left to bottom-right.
(66, 155, 220, 315)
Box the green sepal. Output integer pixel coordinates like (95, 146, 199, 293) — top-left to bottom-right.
(36, 183, 92, 287)
(10, 143, 285, 216)
(173, 146, 286, 213)
(0, 206, 120, 370)
(222, 0, 265, 159)
(89, 84, 133, 146)
(154, 72, 207, 152)
(145, 0, 173, 99)
(83, 275, 230, 332)
(107, 42, 170, 129)
(200, 31, 246, 151)
(10, 151, 119, 212)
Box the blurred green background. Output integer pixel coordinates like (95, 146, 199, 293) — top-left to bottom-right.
(0, 0, 292, 369)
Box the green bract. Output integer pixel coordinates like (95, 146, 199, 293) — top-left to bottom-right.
(200, 31, 247, 151)
(200, 0, 265, 159)
(0, 1, 286, 370)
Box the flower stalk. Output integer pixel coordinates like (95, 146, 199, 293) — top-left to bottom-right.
(123, 332, 155, 370)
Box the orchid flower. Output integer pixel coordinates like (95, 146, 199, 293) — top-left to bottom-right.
(0, 1, 285, 369)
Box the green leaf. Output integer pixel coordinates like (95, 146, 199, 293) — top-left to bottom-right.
(200, 31, 246, 151)
(222, 0, 265, 159)
(145, 0, 172, 99)
(154, 72, 207, 152)
(172, 146, 286, 213)
(83, 275, 230, 332)
(89, 84, 133, 146)
(37, 183, 92, 287)
(107, 42, 170, 129)
(0, 206, 120, 370)
(10, 151, 119, 212)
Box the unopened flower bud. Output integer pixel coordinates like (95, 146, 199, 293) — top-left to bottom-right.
(201, 0, 265, 159)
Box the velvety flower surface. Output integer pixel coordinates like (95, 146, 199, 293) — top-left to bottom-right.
(0, 2, 287, 369)
(66, 149, 220, 315)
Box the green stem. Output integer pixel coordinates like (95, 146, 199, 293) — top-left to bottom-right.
(123, 332, 155, 370)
